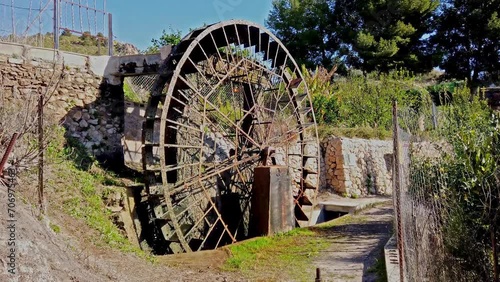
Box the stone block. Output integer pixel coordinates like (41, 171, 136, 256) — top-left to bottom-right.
(8, 58, 24, 65)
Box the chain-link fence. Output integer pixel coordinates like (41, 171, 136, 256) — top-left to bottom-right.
(393, 95, 500, 281)
(124, 75, 158, 103)
(393, 102, 448, 281)
(0, 0, 111, 55)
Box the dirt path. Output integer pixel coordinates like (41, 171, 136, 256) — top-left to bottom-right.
(313, 203, 393, 282)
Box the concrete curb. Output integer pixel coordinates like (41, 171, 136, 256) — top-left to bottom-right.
(384, 235, 401, 282)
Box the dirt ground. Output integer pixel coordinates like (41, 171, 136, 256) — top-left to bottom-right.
(0, 187, 245, 282)
(1, 181, 392, 282)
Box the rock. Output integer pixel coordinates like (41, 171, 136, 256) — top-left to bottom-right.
(75, 99, 84, 107)
(72, 111, 83, 121)
(107, 205, 123, 213)
(84, 142, 94, 149)
(8, 57, 24, 64)
(304, 144, 318, 156)
(304, 174, 318, 188)
(82, 112, 91, 120)
(75, 77, 85, 84)
(79, 119, 88, 128)
(88, 119, 99, 125)
(19, 79, 31, 86)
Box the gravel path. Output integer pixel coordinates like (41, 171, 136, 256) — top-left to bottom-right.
(313, 203, 393, 282)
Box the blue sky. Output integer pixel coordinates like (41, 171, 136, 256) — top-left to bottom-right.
(107, 0, 274, 51)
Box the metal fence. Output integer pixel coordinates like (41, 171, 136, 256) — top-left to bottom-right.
(392, 98, 500, 281)
(0, 0, 112, 55)
(124, 75, 158, 103)
(393, 102, 447, 281)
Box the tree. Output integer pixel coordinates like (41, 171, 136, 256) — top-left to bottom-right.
(433, 0, 500, 84)
(347, 0, 439, 73)
(266, 0, 346, 70)
(144, 28, 182, 54)
(266, 0, 439, 74)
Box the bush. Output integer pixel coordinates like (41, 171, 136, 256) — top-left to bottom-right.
(307, 67, 431, 138)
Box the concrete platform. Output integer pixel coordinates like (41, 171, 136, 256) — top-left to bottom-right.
(313, 195, 391, 224)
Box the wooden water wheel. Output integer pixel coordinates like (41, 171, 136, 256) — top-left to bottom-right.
(142, 20, 320, 254)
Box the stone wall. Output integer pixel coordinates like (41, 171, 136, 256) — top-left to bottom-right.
(322, 137, 393, 196)
(0, 43, 124, 165)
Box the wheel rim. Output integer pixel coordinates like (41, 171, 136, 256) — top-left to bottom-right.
(142, 20, 320, 254)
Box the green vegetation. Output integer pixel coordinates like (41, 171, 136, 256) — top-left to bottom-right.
(317, 126, 392, 140)
(50, 222, 61, 234)
(267, 0, 500, 84)
(406, 86, 500, 280)
(123, 81, 143, 103)
(144, 28, 182, 54)
(224, 213, 373, 280)
(44, 126, 146, 257)
(368, 250, 388, 282)
(224, 227, 328, 281)
(306, 66, 430, 139)
(40, 32, 109, 55)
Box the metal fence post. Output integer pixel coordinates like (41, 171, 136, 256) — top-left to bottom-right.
(108, 13, 113, 56)
(392, 100, 404, 281)
(53, 0, 60, 49)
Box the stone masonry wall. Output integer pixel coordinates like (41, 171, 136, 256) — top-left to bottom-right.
(322, 137, 393, 196)
(0, 45, 124, 165)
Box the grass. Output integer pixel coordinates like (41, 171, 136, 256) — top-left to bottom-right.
(224, 228, 329, 281)
(123, 81, 143, 103)
(50, 222, 61, 234)
(223, 213, 373, 281)
(43, 126, 151, 259)
(318, 125, 392, 140)
(313, 214, 369, 230)
(368, 249, 388, 282)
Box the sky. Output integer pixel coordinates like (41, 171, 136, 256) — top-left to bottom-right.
(107, 0, 274, 51)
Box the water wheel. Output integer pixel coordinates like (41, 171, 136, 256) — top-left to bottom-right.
(142, 20, 320, 254)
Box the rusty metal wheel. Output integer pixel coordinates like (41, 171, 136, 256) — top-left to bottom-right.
(142, 20, 320, 254)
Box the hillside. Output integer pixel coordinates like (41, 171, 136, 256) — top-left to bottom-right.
(6, 32, 140, 56)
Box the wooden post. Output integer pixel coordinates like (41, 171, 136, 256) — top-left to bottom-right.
(392, 100, 404, 282)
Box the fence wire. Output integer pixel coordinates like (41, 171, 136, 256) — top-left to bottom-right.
(124, 75, 158, 103)
(0, 0, 109, 55)
(394, 100, 500, 282)
(394, 104, 449, 282)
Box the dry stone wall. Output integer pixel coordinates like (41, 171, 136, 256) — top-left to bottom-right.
(322, 137, 393, 196)
(0, 44, 124, 165)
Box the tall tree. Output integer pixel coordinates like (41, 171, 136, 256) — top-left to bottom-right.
(266, 0, 439, 73)
(348, 0, 439, 73)
(433, 0, 500, 84)
(266, 0, 346, 70)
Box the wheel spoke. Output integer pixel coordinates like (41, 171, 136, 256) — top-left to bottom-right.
(142, 21, 319, 254)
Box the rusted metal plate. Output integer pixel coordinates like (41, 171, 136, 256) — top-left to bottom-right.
(250, 166, 294, 236)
